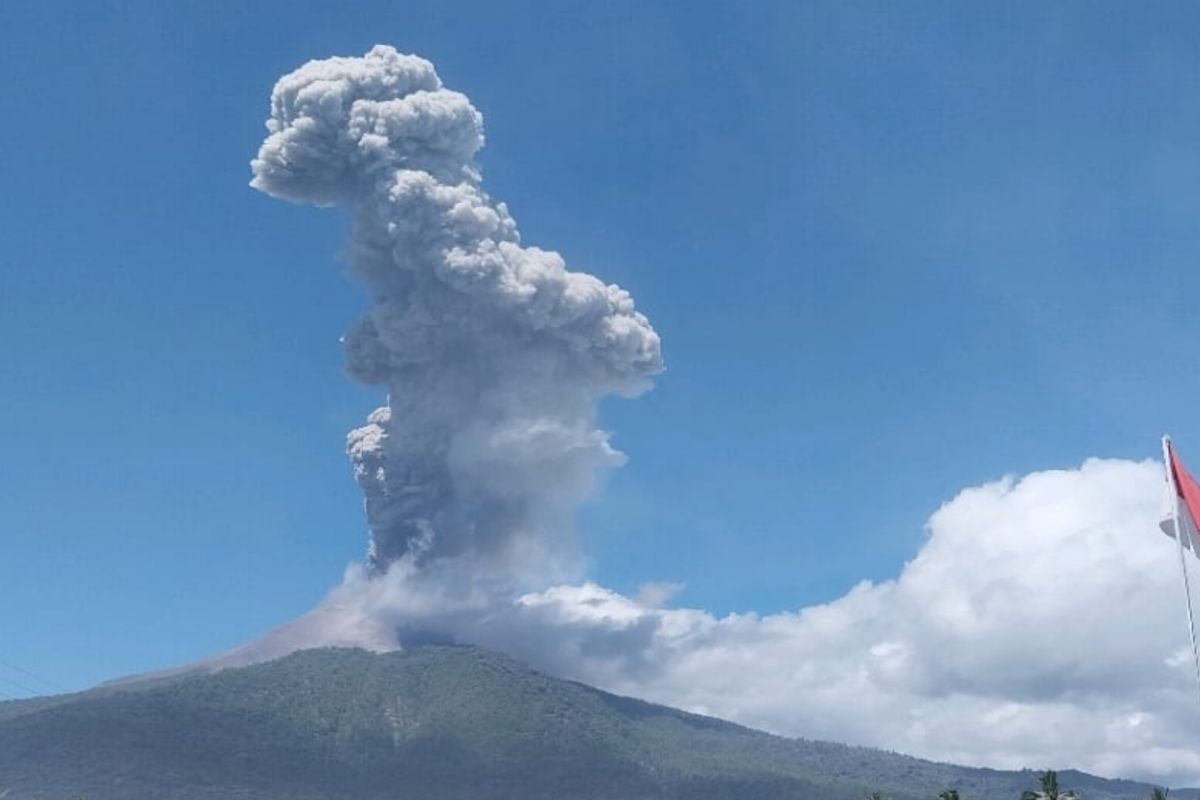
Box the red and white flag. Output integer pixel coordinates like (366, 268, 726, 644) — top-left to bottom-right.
(1160, 440, 1200, 557)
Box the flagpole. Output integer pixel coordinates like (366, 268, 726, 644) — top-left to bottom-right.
(1161, 435, 1200, 704)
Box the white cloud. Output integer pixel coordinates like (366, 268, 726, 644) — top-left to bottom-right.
(549, 458, 1197, 783)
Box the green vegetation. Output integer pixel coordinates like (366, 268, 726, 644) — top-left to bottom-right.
(1023, 770, 1078, 800)
(0, 646, 1194, 800)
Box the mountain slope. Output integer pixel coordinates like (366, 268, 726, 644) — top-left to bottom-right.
(0, 646, 1186, 799)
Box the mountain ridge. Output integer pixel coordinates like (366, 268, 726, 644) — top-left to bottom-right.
(0, 645, 1192, 799)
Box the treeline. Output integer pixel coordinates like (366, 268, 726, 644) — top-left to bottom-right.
(868, 770, 1172, 800)
(46, 775, 1182, 800)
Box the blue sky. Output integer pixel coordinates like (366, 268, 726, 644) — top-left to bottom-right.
(2, 1, 1200, 695)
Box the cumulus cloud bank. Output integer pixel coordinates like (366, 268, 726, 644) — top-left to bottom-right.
(242, 47, 1200, 786)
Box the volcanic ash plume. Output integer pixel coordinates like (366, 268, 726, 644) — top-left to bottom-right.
(250, 46, 662, 575)
(200, 46, 1200, 783)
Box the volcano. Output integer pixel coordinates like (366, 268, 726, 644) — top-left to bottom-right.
(0, 646, 1191, 800)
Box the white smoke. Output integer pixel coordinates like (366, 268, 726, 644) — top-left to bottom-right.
(237, 47, 1200, 786)
(251, 45, 661, 574)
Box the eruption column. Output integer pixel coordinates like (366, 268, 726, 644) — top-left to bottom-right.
(250, 46, 662, 573)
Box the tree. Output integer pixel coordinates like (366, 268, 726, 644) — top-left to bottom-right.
(940, 790, 963, 800)
(1149, 788, 1169, 800)
(1020, 770, 1077, 800)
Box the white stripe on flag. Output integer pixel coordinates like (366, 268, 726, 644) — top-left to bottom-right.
(1161, 480, 1200, 557)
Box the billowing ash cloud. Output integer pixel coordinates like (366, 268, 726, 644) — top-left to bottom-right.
(251, 46, 661, 571)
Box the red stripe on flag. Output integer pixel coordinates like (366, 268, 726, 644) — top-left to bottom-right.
(1169, 443, 1200, 532)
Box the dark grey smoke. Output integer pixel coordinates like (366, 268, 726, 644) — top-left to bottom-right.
(250, 46, 662, 572)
